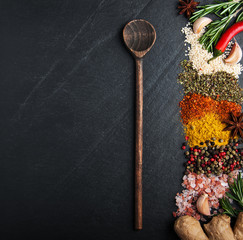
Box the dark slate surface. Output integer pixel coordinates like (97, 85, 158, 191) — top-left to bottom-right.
(0, 0, 198, 239)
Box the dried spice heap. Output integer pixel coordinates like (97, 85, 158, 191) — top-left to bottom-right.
(174, 20, 243, 221)
(178, 61, 243, 104)
(178, 61, 243, 148)
(183, 139, 243, 176)
(185, 113, 231, 147)
(179, 93, 241, 125)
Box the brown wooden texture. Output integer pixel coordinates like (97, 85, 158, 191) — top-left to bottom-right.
(123, 19, 156, 230)
(135, 58, 143, 230)
(123, 19, 156, 59)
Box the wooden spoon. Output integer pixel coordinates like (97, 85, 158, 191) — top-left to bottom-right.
(123, 19, 156, 230)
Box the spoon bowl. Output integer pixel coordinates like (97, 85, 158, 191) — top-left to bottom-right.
(123, 19, 156, 58)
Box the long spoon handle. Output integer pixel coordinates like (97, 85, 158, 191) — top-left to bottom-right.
(135, 58, 143, 230)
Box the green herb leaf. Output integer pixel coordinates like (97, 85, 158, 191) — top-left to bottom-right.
(219, 197, 237, 217)
(190, 1, 243, 52)
(220, 172, 243, 217)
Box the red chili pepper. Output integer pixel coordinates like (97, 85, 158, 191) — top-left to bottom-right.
(208, 21, 243, 63)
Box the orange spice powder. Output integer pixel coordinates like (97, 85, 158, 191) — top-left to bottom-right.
(179, 93, 242, 125)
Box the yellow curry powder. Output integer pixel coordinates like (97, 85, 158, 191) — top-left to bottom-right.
(185, 112, 232, 147)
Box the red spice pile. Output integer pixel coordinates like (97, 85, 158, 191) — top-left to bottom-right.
(173, 171, 239, 221)
(179, 93, 242, 125)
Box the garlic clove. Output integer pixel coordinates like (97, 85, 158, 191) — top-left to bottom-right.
(193, 17, 212, 34)
(224, 42, 242, 65)
(196, 193, 211, 216)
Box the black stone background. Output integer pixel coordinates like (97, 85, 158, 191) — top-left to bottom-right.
(2, 0, 241, 239)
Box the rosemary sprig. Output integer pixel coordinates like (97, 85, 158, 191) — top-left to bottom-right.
(190, 1, 242, 23)
(219, 197, 238, 217)
(199, 15, 233, 52)
(190, 0, 243, 52)
(220, 172, 243, 217)
(227, 172, 243, 208)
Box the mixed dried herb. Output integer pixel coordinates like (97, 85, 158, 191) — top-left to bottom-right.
(178, 60, 243, 104)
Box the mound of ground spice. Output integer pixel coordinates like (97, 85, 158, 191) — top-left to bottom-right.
(178, 61, 243, 104)
(185, 112, 231, 147)
(180, 93, 241, 125)
(174, 171, 239, 221)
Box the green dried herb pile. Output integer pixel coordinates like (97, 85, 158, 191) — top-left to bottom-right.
(178, 60, 243, 104)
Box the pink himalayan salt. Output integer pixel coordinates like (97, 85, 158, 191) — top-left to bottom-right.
(173, 171, 239, 221)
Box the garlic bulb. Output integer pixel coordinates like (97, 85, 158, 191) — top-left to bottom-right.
(193, 17, 212, 34)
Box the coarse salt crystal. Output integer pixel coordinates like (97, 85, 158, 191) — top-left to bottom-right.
(174, 171, 240, 220)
